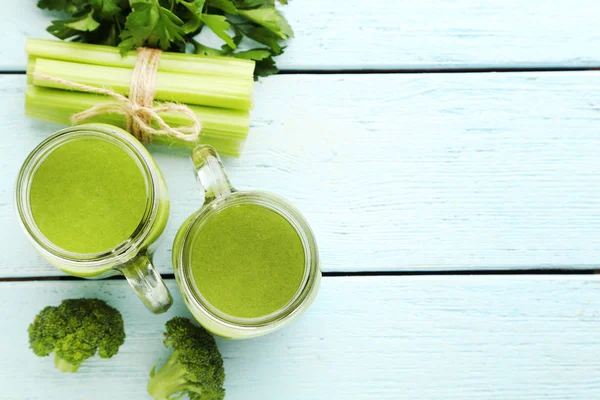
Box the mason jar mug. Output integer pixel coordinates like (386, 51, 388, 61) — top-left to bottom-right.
(15, 124, 173, 313)
(173, 145, 321, 339)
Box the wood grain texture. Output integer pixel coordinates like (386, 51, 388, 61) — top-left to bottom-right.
(1, 1, 599, 71)
(1, 72, 599, 277)
(1, 276, 599, 399)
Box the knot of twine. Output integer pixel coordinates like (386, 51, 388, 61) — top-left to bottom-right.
(33, 48, 201, 144)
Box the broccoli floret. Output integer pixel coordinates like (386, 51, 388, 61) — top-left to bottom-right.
(28, 298, 125, 373)
(147, 317, 225, 400)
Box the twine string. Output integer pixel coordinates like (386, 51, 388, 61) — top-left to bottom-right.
(32, 48, 201, 144)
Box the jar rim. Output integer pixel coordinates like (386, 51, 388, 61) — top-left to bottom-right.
(177, 191, 320, 330)
(14, 124, 160, 267)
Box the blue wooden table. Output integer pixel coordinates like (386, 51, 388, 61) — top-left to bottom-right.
(1, 2, 599, 399)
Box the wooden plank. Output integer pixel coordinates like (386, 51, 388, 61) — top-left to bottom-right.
(1, 72, 599, 277)
(1, 1, 599, 71)
(1, 276, 599, 399)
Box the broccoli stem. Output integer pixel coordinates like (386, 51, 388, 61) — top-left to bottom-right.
(147, 352, 197, 400)
(54, 355, 80, 373)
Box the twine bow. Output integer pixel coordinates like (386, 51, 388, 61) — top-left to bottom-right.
(33, 48, 201, 144)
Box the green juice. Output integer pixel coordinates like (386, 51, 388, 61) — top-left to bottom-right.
(189, 204, 306, 319)
(30, 138, 150, 254)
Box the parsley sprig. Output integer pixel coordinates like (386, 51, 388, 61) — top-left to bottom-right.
(37, 0, 292, 77)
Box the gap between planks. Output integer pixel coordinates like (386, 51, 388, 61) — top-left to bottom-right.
(0, 269, 597, 283)
(3, 66, 600, 76)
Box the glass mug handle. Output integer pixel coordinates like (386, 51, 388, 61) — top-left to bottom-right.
(118, 253, 173, 314)
(192, 145, 235, 202)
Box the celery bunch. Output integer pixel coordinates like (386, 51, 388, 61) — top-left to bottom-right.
(25, 39, 255, 157)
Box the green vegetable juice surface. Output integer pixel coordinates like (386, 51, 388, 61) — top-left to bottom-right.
(190, 204, 305, 319)
(30, 138, 148, 254)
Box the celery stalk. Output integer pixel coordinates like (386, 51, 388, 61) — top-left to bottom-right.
(33, 58, 254, 111)
(25, 86, 249, 139)
(27, 104, 244, 157)
(27, 57, 36, 85)
(25, 86, 247, 156)
(26, 38, 255, 79)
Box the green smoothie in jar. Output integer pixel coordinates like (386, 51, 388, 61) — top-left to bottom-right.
(30, 138, 148, 254)
(20, 125, 169, 278)
(188, 203, 306, 319)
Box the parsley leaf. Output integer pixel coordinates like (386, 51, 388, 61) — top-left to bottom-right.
(207, 0, 238, 14)
(233, 49, 272, 60)
(253, 56, 278, 78)
(237, 6, 293, 39)
(38, 0, 293, 77)
(37, 0, 76, 11)
(119, 2, 186, 54)
(202, 14, 236, 49)
(235, 0, 266, 9)
(176, 0, 205, 34)
(193, 40, 227, 56)
(236, 24, 283, 54)
(63, 10, 100, 31)
(47, 10, 99, 39)
(88, 0, 123, 19)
